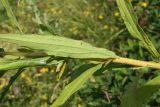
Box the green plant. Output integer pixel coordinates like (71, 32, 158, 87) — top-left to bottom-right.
(0, 0, 160, 107)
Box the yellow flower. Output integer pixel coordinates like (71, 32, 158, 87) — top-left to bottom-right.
(20, 73, 32, 85)
(69, 26, 78, 35)
(50, 68, 55, 73)
(26, 77, 33, 85)
(20, 73, 26, 79)
(114, 11, 120, 17)
(141, 2, 149, 8)
(128, 0, 132, 3)
(69, 26, 77, 32)
(83, 11, 90, 17)
(17, 0, 25, 8)
(8, 95, 15, 100)
(58, 9, 62, 14)
(103, 25, 109, 29)
(40, 103, 48, 107)
(39, 67, 49, 73)
(33, 67, 49, 78)
(33, 73, 42, 78)
(98, 14, 104, 20)
(41, 95, 48, 101)
(51, 8, 57, 15)
(77, 104, 82, 107)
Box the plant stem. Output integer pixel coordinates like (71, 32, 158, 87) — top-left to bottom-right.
(0, 68, 24, 102)
(112, 57, 160, 69)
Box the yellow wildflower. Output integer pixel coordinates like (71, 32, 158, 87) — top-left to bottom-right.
(40, 103, 48, 107)
(77, 104, 82, 107)
(33, 67, 49, 78)
(20, 73, 26, 79)
(103, 25, 109, 29)
(69, 26, 77, 32)
(50, 68, 55, 73)
(20, 73, 32, 85)
(39, 67, 49, 73)
(141, 2, 149, 8)
(58, 9, 62, 14)
(51, 8, 57, 15)
(17, 0, 25, 8)
(83, 11, 90, 17)
(98, 14, 104, 20)
(26, 77, 33, 85)
(128, 0, 133, 3)
(69, 26, 78, 35)
(41, 95, 48, 101)
(114, 11, 120, 17)
(8, 95, 15, 100)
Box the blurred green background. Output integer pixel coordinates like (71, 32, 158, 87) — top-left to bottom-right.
(0, 0, 160, 107)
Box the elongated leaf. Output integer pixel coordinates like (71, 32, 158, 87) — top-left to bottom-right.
(1, 0, 22, 33)
(51, 64, 102, 107)
(0, 56, 63, 71)
(0, 34, 119, 59)
(121, 76, 160, 107)
(116, 0, 160, 58)
(0, 57, 49, 71)
(0, 58, 13, 64)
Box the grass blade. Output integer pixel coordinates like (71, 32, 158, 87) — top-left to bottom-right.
(1, 0, 22, 33)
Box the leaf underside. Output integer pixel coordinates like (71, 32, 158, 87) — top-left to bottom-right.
(0, 34, 118, 59)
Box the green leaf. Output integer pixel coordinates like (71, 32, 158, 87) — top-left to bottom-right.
(0, 58, 13, 64)
(0, 57, 49, 71)
(0, 34, 119, 59)
(1, 0, 22, 33)
(121, 76, 160, 107)
(116, 0, 160, 58)
(51, 64, 102, 107)
(0, 56, 64, 71)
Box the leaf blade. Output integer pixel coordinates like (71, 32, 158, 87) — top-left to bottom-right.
(1, 0, 22, 33)
(51, 64, 102, 107)
(0, 34, 119, 59)
(0, 57, 49, 71)
(121, 76, 160, 107)
(116, 0, 160, 58)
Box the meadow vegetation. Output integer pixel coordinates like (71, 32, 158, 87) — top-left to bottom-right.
(0, 0, 160, 107)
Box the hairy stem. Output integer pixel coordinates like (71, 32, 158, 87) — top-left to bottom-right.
(112, 57, 160, 69)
